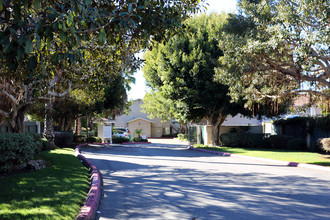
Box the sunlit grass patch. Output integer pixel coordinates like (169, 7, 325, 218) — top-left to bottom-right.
(194, 145, 330, 167)
(0, 148, 89, 220)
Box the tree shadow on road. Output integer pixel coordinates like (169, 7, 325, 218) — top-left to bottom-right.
(87, 157, 330, 220)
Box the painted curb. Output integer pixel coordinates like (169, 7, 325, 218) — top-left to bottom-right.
(122, 142, 151, 145)
(188, 146, 330, 172)
(75, 144, 102, 220)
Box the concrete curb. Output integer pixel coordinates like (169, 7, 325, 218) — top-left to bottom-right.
(188, 146, 330, 172)
(75, 144, 102, 220)
(122, 142, 151, 145)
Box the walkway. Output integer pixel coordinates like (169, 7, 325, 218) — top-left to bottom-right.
(81, 139, 330, 220)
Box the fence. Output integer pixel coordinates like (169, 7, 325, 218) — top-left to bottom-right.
(0, 121, 43, 134)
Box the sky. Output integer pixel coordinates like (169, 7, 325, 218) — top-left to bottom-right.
(127, 0, 238, 100)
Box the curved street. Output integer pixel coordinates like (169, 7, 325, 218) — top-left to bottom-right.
(81, 139, 330, 220)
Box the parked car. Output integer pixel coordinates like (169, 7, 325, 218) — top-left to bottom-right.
(113, 128, 130, 138)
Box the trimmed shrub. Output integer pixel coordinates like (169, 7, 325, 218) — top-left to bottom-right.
(54, 132, 73, 148)
(269, 135, 295, 149)
(86, 136, 102, 143)
(162, 134, 177, 138)
(73, 134, 86, 143)
(0, 133, 41, 173)
(133, 137, 148, 142)
(112, 136, 129, 144)
(220, 133, 270, 148)
(177, 133, 188, 141)
(319, 138, 330, 153)
(41, 138, 49, 150)
(220, 133, 241, 147)
(287, 138, 306, 150)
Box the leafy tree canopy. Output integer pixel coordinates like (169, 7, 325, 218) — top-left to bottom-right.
(0, 0, 204, 132)
(215, 0, 330, 106)
(143, 13, 251, 145)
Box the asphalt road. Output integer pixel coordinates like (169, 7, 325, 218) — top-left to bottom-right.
(81, 139, 330, 220)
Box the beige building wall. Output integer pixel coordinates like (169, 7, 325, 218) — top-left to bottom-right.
(114, 99, 172, 137)
(128, 119, 152, 138)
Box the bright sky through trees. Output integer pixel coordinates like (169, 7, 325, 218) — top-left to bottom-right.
(127, 0, 237, 100)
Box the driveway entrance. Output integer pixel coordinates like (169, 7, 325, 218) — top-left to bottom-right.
(81, 139, 330, 220)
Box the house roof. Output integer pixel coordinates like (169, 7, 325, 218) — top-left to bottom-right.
(127, 117, 153, 124)
(94, 118, 116, 123)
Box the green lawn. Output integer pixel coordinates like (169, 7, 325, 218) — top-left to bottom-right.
(194, 145, 330, 167)
(0, 149, 89, 220)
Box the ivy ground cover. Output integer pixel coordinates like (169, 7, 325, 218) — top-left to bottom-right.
(0, 149, 89, 220)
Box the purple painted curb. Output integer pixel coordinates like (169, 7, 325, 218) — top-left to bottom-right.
(75, 144, 102, 220)
(188, 146, 330, 172)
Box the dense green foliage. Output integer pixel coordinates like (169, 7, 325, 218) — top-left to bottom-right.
(216, 0, 330, 105)
(220, 133, 270, 148)
(287, 138, 306, 151)
(0, 133, 41, 173)
(0, 0, 203, 133)
(0, 149, 89, 219)
(54, 131, 74, 148)
(133, 137, 148, 142)
(144, 13, 251, 145)
(73, 134, 87, 143)
(86, 136, 102, 143)
(112, 136, 129, 144)
(177, 133, 189, 141)
(269, 135, 295, 149)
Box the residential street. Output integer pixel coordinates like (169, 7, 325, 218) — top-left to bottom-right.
(81, 139, 330, 220)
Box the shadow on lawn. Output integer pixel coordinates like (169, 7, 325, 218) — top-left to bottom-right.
(0, 150, 89, 220)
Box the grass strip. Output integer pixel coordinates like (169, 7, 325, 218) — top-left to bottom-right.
(194, 145, 330, 167)
(0, 148, 89, 220)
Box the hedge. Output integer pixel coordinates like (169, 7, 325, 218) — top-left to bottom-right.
(0, 133, 41, 173)
(287, 138, 306, 151)
(269, 135, 295, 149)
(86, 136, 102, 143)
(220, 133, 270, 148)
(112, 136, 129, 144)
(54, 132, 73, 148)
(177, 133, 188, 141)
(133, 137, 148, 142)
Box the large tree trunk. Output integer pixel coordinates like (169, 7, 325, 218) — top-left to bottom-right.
(208, 114, 227, 146)
(0, 116, 4, 131)
(7, 105, 28, 133)
(64, 116, 73, 131)
(43, 98, 56, 149)
(75, 117, 81, 135)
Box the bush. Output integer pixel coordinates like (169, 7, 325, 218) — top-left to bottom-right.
(319, 138, 330, 153)
(24, 133, 50, 151)
(40, 138, 49, 150)
(162, 134, 177, 138)
(177, 133, 188, 141)
(220, 133, 241, 147)
(0, 133, 41, 173)
(220, 133, 270, 148)
(112, 136, 129, 144)
(133, 137, 148, 142)
(54, 132, 73, 148)
(287, 138, 306, 150)
(73, 134, 86, 143)
(269, 135, 295, 149)
(86, 136, 102, 143)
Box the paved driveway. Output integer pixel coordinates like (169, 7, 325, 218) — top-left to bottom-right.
(81, 139, 330, 220)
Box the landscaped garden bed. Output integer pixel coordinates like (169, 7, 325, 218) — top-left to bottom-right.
(0, 149, 89, 220)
